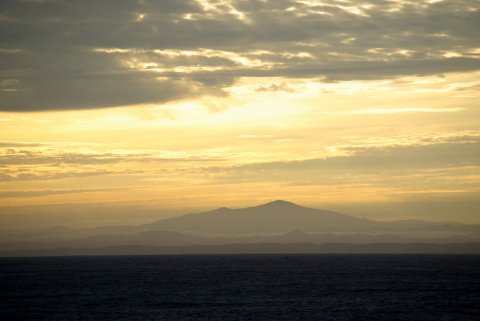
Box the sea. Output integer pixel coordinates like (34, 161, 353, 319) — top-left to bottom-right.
(1, 254, 479, 321)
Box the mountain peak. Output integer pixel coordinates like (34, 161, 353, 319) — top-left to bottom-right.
(283, 229, 308, 237)
(257, 200, 301, 208)
(140, 200, 373, 234)
(213, 206, 231, 211)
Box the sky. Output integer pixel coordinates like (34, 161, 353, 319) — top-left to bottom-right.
(0, 0, 479, 230)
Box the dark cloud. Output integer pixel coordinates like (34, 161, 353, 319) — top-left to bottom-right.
(0, 72, 201, 110)
(0, 0, 479, 111)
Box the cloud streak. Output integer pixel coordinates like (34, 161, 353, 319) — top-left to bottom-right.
(0, 145, 224, 166)
(0, 187, 128, 198)
(237, 135, 480, 172)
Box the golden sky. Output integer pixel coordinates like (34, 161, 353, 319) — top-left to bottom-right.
(0, 0, 479, 229)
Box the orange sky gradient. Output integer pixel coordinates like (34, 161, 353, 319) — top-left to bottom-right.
(1, 0, 479, 230)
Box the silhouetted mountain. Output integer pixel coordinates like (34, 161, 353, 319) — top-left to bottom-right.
(139, 200, 380, 234)
(138, 200, 480, 235)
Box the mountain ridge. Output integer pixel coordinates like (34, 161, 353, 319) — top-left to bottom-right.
(137, 200, 480, 234)
(1, 200, 479, 255)
(138, 199, 374, 234)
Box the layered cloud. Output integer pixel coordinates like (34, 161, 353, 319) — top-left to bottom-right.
(2, 132, 479, 192)
(1, 0, 479, 110)
(204, 132, 480, 187)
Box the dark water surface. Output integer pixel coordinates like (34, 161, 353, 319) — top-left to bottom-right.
(1, 254, 479, 320)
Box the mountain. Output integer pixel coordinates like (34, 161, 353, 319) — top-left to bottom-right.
(138, 200, 480, 235)
(138, 200, 380, 234)
(1, 200, 479, 256)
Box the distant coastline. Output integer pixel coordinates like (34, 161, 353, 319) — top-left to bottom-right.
(2, 242, 480, 257)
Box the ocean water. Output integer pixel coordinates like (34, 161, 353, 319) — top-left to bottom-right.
(1, 254, 479, 321)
